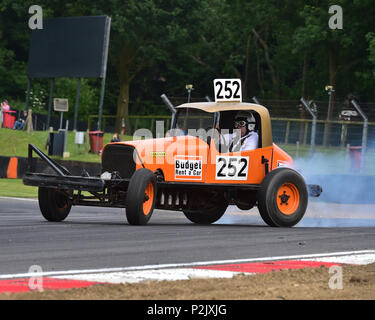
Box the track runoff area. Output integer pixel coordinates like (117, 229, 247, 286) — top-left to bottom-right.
(0, 250, 374, 294)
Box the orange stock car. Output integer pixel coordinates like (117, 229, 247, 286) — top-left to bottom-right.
(23, 101, 321, 227)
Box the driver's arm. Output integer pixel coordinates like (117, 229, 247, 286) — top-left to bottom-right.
(220, 132, 232, 145)
(241, 132, 259, 151)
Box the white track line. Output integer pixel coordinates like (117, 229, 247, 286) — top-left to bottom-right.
(0, 196, 37, 202)
(301, 253, 375, 265)
(55, 268, 240, 284)
(1, 250, 374, 280)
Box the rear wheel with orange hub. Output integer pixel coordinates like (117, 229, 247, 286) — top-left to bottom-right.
(257, 168, 308, 227)
(126, 168, 157, 225)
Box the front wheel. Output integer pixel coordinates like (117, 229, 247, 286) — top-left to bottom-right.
(38, 187, 72, 222)
(257, 168, 308, 227)
(126, 168, 157, 225)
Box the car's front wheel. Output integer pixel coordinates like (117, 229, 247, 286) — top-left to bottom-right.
(38, 187, 72, 222)
(125, 168, 157, 225)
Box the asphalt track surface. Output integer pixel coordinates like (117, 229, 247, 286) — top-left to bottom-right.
(0, 197, 374, 276)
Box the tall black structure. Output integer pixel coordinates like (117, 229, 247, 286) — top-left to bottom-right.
(26, 16, 111, 131)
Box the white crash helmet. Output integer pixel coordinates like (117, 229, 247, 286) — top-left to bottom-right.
(234, 112, 256, 131)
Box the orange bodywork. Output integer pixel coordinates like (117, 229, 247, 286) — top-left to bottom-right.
(103, 135, 293, 186)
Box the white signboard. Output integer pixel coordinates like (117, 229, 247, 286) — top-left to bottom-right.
(215, 155, 249, 180)
(213, 79, 242, 103)
(54, 98, 69, 112)
(175, 155, 202, 180)
(75, 131, 85, 145)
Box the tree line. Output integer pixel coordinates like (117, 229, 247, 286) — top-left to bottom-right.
(0, 0, 374, 133)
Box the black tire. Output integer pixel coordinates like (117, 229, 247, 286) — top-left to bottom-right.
(38, 187, 72, 222)
(183, 194, 228, 224)
(257, 168, 308, 227)
(126, 168, 157, 225)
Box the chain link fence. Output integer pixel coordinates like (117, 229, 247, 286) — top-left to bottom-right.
(257, 99, 375, 150)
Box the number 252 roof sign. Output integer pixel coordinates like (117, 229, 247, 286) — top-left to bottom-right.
(53, 98, 69, 112)
(214, 79, 242, 103)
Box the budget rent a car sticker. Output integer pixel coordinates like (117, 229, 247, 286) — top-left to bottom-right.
(175, 156, 202, 180)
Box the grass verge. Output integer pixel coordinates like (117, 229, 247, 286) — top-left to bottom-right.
(0, 128, 132, 163)
(0, 178, 37, 198)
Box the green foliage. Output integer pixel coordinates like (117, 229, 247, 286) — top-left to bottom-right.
(53, 78, 99, 121)
(28, 83, 48, 114)
(0, 0, 375, 124)
(367, 33, 375, 72)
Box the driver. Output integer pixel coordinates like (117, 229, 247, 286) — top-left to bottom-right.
(221, 112, 259, 152)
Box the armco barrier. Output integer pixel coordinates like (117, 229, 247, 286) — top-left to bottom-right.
(0, 156, 101, 179)
(0, 157, 10, 178)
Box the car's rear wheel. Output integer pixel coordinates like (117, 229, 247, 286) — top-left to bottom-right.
(38, 187, 72, 222)
(183, 193, 228, 224)
(126, 168, 157, 225)
(257, 168, 308, 227)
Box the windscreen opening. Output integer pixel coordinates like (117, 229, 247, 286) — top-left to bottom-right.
(173, 108, 215, 134)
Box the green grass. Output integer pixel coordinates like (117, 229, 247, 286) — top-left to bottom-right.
(0, 128, 132, 163)
(0, 178, 38, 198)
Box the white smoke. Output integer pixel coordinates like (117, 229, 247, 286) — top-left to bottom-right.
(293, 151, 375, 227)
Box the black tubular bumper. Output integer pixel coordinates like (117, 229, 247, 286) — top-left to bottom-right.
(23, 144, 131, 193)
(23, 144, 132, 208)
(23, 173, 106, 192)
(23, 144, 108, 192)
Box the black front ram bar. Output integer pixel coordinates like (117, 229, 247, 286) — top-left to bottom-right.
(23, 144, 115, 192)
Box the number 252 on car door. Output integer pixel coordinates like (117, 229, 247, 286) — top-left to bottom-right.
(215, 156, 249, 180)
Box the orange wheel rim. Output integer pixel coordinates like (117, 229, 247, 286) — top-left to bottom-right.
(277, 183, 300, 215)
(143, 182, 154, 216)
